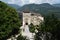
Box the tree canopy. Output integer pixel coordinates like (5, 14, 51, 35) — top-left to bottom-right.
(35, 14, 60, 40)
(0, 1, 21, 40)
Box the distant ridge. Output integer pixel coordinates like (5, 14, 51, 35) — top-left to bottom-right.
(53, 4, 60, 7)
(18, 3, 60, 18)
(8, 4, 20, 10)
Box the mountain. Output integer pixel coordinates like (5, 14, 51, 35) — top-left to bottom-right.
(18, 3, 60, 18)
(8, 4, 20, 10)
(18, 3, 53, 12)
(18, 3, 53, 11)
(53, 4, 60, 7)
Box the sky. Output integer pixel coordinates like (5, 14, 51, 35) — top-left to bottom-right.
(0, 0, 60, 6)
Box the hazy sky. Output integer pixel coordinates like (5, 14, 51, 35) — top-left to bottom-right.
(0, 0, 60, 6)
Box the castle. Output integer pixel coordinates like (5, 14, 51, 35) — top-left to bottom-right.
(18, 11, 44, 40)
(22, 11, 44, 26)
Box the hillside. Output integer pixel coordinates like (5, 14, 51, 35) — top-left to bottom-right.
(18, 3, 60, 18)
(8, 4, 20, 10)
(53, 4, 60, 7)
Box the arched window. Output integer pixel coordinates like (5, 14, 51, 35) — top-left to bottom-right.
(25, 22, 28, 25)
(31, 14, 34, 16)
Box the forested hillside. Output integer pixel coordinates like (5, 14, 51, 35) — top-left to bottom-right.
(18, 3, 60, 19)
(53, 4, 60, 7)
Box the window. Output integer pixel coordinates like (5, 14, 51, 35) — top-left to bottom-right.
(25, 23, 28, 25)
(31, 14, 34, 16)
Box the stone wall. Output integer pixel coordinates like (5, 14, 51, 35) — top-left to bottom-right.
(22, 12, 44, 26)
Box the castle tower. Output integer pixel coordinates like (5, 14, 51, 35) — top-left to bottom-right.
(22, 11, 31, 26)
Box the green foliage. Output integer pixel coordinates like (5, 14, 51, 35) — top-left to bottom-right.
(41, 14, 59, 32)
(29, 23, 41, 33)
(35, 14, 60, 40)
(0, 1, 21, 39)
(17, 35, 28, 40)
(29, 23, 35, 33)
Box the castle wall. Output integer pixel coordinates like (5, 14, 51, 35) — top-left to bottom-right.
(22, 12, 44, 26)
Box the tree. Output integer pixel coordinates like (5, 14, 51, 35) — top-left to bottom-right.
(35, 14, 60, 40)
(29, 23, 36, 33)
(0, 1, 21, 40)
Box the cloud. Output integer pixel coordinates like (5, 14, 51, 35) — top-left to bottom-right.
(0, 0, 60, 6)
(8, 0, 15, 4)
(21, 0, 60, 5)
(7, 0, 29, 6)
(29, 0, 42, 4)
(21, 0, 29, 5)
(29, 0, 55, 4)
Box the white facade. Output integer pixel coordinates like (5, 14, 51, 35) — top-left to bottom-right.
(22, 12, 44, 26)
